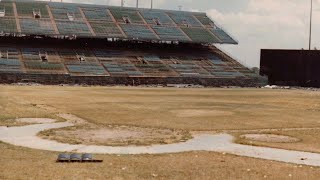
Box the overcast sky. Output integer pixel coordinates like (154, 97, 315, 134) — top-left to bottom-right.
(64, 0, 320, 67)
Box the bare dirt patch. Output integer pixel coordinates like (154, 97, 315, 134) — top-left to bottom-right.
(56, 113, 87, 124)
(39, 124, 191, 146)
(171, 109, 233, 118)
(240, 134, 300, 143)
(35, 104, 58, 112)
(17, 118, 56, 124)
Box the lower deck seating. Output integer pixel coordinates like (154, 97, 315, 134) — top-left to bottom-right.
(24, 61, 64, 70)
(169, 63, 210, 77)
(0, 48, 20, 60)
(66, 64, 106, 75)
(136, 64, 176, 76)
(211, 71, 244, 78)
(0, 46, 256, 79)
(103, 63, 143, 77)
(22, 48, 41, 61)
(0, 59, 22, 72)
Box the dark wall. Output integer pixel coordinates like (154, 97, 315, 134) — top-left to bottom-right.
(0, 73, 264, 87)
(260, 49, 320, 87)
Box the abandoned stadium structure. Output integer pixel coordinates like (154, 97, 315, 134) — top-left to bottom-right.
(0, 0, 263, 86)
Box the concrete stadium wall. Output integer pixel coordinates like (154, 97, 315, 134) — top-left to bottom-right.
(0, 73, 264, 87)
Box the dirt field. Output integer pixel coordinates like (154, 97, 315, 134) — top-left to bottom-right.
(234, 129, 320, 153)
(1, 85, 320, 131)
(1, 141, 320, 180)
(2, 85, 320, 179)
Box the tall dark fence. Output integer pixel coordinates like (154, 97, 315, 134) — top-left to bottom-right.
(260, 49, 320, 87)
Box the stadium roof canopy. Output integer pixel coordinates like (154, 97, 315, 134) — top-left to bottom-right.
(0, 0, 238, 44)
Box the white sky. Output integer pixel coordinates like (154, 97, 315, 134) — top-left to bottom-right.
(63, 0, 319, 68)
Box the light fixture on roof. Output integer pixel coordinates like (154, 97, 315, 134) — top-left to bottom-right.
(309, 0, 313, 50)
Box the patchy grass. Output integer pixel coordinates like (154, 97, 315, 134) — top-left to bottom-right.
(39, 124, 192, 146)
(1, 141, 320, 180)
(2, 85, 320, 178)
(1, 85, 320, 130)
(234, 129, 320, 153)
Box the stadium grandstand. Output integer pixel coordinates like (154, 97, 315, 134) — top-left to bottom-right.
(0, 0, 263, 86)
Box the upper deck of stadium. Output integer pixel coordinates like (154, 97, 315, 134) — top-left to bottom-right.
(0, 0, 237, 44)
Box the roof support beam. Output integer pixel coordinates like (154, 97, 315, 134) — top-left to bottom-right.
(79, 7, 96, 37)
(106, 9, 127, 38)
(137, 12, 160, 40)
(47, 5, 59, 35)
(12, 2, 21, 33)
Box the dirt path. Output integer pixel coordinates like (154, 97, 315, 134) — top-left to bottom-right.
(193, 127, 320, 135)
(1, 119, 320, 166)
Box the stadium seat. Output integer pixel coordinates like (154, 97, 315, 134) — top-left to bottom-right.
(211, 28, 237, 44)
(140, 10, 174, 25)
(110, 8, 144, 24)
(152, 26, 190, 42)
(193, 13, 214, 27)
(166, 11, 202, 27)
(120, 24, 157, 40)
(55, 20, 92, 36)
(49, 2, 82, 20)
(82, 7, 113, 21)
(20, 19, 55, 35)
(24, 61, 64, 71)
(16, 2, 49, 18)
(0, 59, 22, 73)
(181, 28, 220, 43)
(90, 22, 123, 37)
(0, 18, 17, 33)
(0, 3, 14, 17)
(66, 64, 106, 75)
(144, 55, 161, 62)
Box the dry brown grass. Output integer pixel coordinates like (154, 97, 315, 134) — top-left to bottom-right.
(234, 129, 320, 153)
(1, 85, 320, 131)
(2, 85, 320, 178)
(1, 141, 320, 180)
(39, 124, 192, 146)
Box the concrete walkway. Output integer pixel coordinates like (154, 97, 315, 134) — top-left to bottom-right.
(1, 120, 320, 166)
